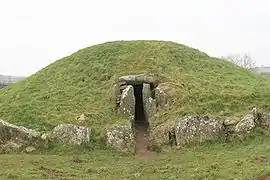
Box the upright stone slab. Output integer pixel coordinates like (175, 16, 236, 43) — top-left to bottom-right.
(142, 83, 152, 100)
(142, 83, 156, 121)
(119, 85, 135, 121)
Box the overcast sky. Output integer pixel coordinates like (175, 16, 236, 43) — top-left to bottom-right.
(1, 0, 270, 76)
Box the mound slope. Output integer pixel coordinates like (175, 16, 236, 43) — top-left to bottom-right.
(1, 40, 270, 132)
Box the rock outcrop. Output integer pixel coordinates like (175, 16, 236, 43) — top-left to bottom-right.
(0, 119, 41, 152)
(260, 113, 270, 132)
(105, 124, 135, 153)
(175, 115, 224, 146)
(43, 124, 91, 145)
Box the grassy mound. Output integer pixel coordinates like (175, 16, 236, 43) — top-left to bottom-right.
(1, 40, 270, 132)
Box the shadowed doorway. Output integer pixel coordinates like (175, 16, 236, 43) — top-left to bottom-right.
(133, 84, 149, 153)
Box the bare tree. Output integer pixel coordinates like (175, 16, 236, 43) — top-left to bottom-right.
(221, 53, 256, 69)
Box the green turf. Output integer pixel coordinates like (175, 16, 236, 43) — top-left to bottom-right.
(1, 40, 270, 179)
(0, 135, 270, 180)
(1, 40, 270, 133)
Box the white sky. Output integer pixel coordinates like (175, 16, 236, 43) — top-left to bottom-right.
(1, 0, 270, 76)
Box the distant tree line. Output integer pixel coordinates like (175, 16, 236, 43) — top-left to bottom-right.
(0, 75, 25, 89)
(221, 53, 255, 70)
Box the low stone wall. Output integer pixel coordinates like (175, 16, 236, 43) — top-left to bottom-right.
(150, 108, 270, 148)
(104, 108, 270, 153)
(1, 108, 269, 154)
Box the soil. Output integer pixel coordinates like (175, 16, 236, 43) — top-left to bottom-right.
(133, 84, 155, 158)
(259, 173, 270, 180)
(134, 121, 155, 158)
(253, 156, 269, 164)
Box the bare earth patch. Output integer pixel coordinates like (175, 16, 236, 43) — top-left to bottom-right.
(258, 172, 270, 180)
(40, 166, 73, 179)
(134, 122, 156, 158)
(253, 156, 269, 164)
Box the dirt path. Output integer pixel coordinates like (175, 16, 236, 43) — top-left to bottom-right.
(134, 121, 155, 157)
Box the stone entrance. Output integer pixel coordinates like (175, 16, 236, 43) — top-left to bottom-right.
(133, 84, 149, 153)
(113, 74, 160, 153)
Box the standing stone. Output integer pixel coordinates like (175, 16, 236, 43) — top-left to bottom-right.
(142, 83, 152, 100)
(145, 98, 156, 121)
(105, 124, 135, 153)
(142, 83, 156, 121)
(175, 115, 224, 146)
(119, 85, 135, 120)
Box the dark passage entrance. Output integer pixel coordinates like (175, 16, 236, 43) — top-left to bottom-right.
(133, 84, 149, 154)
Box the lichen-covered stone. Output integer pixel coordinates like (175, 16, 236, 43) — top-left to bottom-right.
(248, 109, 270, 133)
(119, 74, 158, 86)
(142, 83, 156, 121)
(155, 83, 169, 108)
(145, 97, 157, 122)
(235, 112, 255, 134)
(45, 124, 91, 145)
(223, 118, 239, 126)
(25, 146, 36, 153)
(175, 115, 224, 146)
(118, 85, 135, 119)
(260, 113, 270, 132)
(118, 81, 128, 92)
(105, 124, 135, 153)
(149, 121, 175, 146)
(0, 119, 41, 151)
(223, 117, 239, 140)
(142, 83, 152, 100)
(1, 142, 21, 153)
